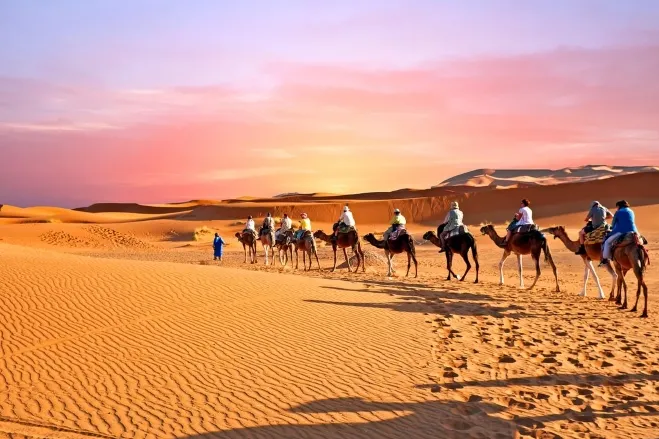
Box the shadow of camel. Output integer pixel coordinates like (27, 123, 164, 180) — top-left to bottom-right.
(178, 397, 515, 439)
(316, 284, 532, 319)
(178, 393, 659, 439)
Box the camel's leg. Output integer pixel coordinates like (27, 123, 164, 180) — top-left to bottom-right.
(517, 254, 525, 289)
(386, 252, 393, 277)
(411, 251, 418, 278)
(547, 253, 560, 293)
(606, 262, 618, 301)
(472, 244, 479, 284)
(586, 260, 605, 299)
(331, 248, 338, 272)
(406, 252, 412, 277)
(314, 248, 321, 271)
(360, 246, 366, 272)
(295, 249, 299, 270)
(302, 250, 307, 271)
(264, 244, 269, 266)
(641, 280, 648, 318)
(527, 255, 541, 290)
(445, 252, 452, 281)
(498, 251, 511, 285)
(579, 262, 590, 297)
(460, 250, 471, 282)
(343, 248, 351, 272)
(631, 281, 641, 313)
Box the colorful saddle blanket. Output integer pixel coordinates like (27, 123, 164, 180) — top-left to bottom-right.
(584, 224, 609, 245)
(389, 228, 408, 241)
(612, 232, 648, 248)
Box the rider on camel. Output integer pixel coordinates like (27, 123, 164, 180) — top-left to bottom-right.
(438, 201, 464, 253)
(502, 199, 533, 245)
(295, 213, 313, 241)
(576, 201, 613, 255)
(384, 208, 406, 240)
(600, 200, 639, 266)
(334, 206, 356, 240)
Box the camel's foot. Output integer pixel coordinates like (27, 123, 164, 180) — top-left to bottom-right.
(456, 274, 462, 281)
(474, 279, 479, 284)
(640, 311, 648, 318)
(459, 277, 465, 282)
(619, 304, 627, 310)
(555, 287, 561, 293)
(597, 293, 605, 300)
(579, 291, 586, 297)
(630, 306, 638, 312)
(446, 276, 451, 281)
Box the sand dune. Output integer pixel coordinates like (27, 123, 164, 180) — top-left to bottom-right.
(2, 165, 659, 438)
(1, 213, 658, 438)
(434, 165, 659, 188)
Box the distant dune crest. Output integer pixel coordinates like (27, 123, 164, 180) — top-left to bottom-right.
(433, 165, 659, 189)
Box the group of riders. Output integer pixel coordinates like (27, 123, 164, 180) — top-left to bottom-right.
(237, 198, 640, 264)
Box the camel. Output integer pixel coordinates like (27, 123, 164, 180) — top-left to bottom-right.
(294, 232, 321, 271)
(364, 232, 418, 278)
(258, 227, 277, 266)
(479, 225, 559, 292)
(542, 226, 617, 299)
(275, 230, 295, 267)
(423, 226, 479, 283)
(314, 229, 365, 273)
(609, 234, 650, 317)
(235, 231, 258, 264)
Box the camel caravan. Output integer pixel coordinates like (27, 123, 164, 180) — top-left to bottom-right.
(229, 199, 650, 317)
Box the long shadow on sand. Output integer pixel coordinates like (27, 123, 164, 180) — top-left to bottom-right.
(179, 397, 514, 439)
(179, 391, 659, 439)
(316, 285, 532, 319)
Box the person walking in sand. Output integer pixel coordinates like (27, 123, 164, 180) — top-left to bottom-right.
(213, 233, 225, 261)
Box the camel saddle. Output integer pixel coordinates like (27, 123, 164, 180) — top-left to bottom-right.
(584, 224, 609, 245)
(389, 228, 408, 241)
(611, 232, 648, 249)
(276, 230, 293, 245)
(512, 224, 538, 234)
(446, 225, 470, 238)
(337, 224, 356, 234)
(260, 227, 274, 237)
(295, 230, 313, 241)
(243, 229, 258, 239)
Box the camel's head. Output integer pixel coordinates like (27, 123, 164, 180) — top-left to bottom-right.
(479, 224, 494, 235)
(234, 232, 242, 239)
(422, 231, 434, 241)
(313, 230, 323, 238)
(541, 226, 564, 239)
(363, 233, 375, 241)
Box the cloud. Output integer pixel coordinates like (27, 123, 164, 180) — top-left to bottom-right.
(249, 148, 296, 159)
(2, 43, 659, 206)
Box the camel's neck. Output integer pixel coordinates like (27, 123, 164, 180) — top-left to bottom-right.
(487, 230, 507, 248)
(556, 232, 579, 252)
(368, 237, 386, 249)
(316, 232, 331, 243)
(427, 234, 441, 247)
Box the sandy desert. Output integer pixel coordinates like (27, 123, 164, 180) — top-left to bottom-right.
(1, 166, 658, 439)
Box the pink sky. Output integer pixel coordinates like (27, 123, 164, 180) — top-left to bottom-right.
(2, 1, 659, 207)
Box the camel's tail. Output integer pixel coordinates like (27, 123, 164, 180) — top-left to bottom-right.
(634, 234, 650, 267)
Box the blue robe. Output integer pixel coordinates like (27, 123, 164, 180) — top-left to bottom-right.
(213, 236, 225, 257)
